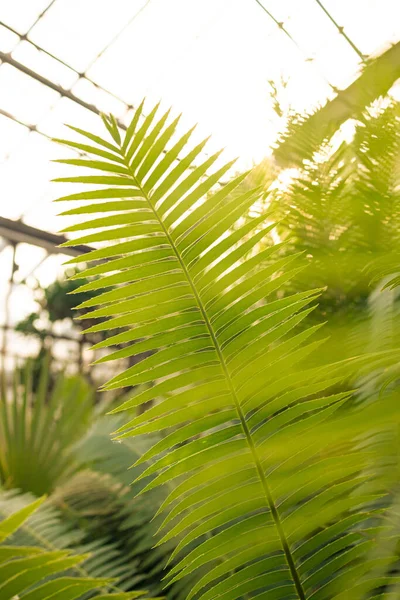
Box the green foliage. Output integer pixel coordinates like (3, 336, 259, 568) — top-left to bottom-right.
(56, 416, 218, 599)
(0, 363, 93, 494)
(274, 42, 400, 167)
(0, 494, 148, 599)
(44, 271, 96, 323)
(51, 469, 151, 592)
(270, 100, 400, 366)
(275, 101, 400, 293)
(0, 361, 205, 597)
(53, 101, 400, 599)
(15, 268, 105, 342)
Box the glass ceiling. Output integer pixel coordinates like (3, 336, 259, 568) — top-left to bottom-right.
(0, 0, 399, 363)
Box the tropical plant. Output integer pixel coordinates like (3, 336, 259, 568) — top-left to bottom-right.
(270, 99, 400, 364)
(15, 268, 102, 333)
(0, 493, 148, 599)
(0, 483, 156, 597)
(0, 362, 93, 494)
(0, 356, 209, 598)
(14, 269, 109, 384)
(64, 415, 218, 599)
(53, 101, 400, 599)
(275, 100, 400, 288)
(51, 469, 154, 593)
(355, 102, 400, 293)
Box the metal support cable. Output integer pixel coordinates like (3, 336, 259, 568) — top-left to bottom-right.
(0, 51, 223, 183)
(82, 0, 153, 72)
(252, 0, 339, 92)
(0, 21, 133, 110)
(16, 254, 50, 285)
(25, 0, 58, 37)
(0, 107, 52, 139)
(1, 3, 228, 201)
(0, 107, 57, 170)
(0, 2, 134, 162)
(314, 0, 366, 62)
(0, 0, 152, 113)
(253, 0, 302, 50)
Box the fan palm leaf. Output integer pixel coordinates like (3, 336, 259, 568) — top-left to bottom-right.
(54, 103, 400, 599)
(0, 362, 93, 495)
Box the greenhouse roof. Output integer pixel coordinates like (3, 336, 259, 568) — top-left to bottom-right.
(0, 0, 399, 361)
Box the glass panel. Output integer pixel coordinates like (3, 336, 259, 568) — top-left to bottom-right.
(71, 78, 127, 117)
(12, 40, 78, 89)
(0, 132, 56, 221)
(0, 113, 29, 162)
(0, 24, 20, 52)
(0, 64, 59, 124)
(0, 0, 52, 34)
(29, 0, 152, 72)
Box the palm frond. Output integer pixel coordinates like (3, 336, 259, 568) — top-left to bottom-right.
(54, 103, 400, 599)
(64, 416, 219, 599)
(51, 469, 159, 593)
(0, 493, 148, 599)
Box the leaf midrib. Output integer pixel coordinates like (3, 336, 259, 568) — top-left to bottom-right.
(121, 147, 306, 599)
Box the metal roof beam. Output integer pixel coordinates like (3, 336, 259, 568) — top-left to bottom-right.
(0, 217, 92, 257)
(0, 51, 128, 128)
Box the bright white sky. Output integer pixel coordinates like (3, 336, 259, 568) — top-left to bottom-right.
(0, 0, 399, 361)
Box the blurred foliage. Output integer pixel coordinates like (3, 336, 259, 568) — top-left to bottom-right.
(14, 269, 108, 386)
(44, 270, 98, 323)
(0, 361, 93, 495)
(15, 268, 103, 338)
(0, 363, 208, 598)
(0, 492, 152, 599)
(274, 42, 400, 167)
(270, 100, 400, 365)
(63, 416, 216, 599)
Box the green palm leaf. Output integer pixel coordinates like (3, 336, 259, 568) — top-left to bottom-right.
(54, 103, 399, 599)
(61, 417, 214, 599)
(0, 495, 147, 600)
